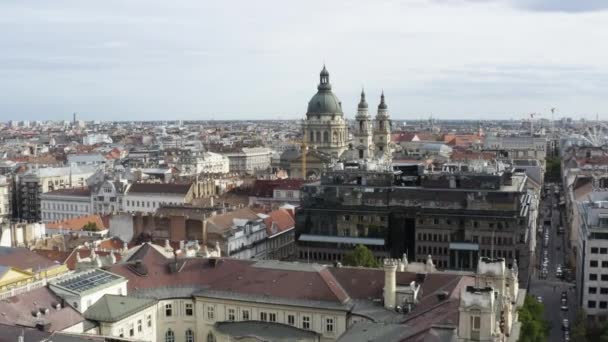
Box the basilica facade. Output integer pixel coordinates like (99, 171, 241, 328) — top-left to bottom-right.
(300, 66, 392, 164)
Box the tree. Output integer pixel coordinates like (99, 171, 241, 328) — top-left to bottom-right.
(572, 310, 587, 342)
(342, 244, 379, 268)
(518, 295, 550, 342)
(82, 221, 99, 232)
(545, 157, 561, 182)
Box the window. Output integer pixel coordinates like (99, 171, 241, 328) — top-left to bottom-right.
(302, 316, 311, 330)
(207, 305, 215, 320)
(433, 219, 439, 225)
(471, 315, 481, 331)
(137, 319, 142, 332)
(260, 312, 268, 321)
(326, 317, 334, 333)
(147, 314, 152, 327)
(601, 302, 608, 309)
(601, 288, 608, 295)
(287, 314, 295, 325)
(589, 300, 597, 309)
(129, 324, 134, 337)
(590, 273, 598, 281)
(119, 328, 124, 338)
(165, 330, 175, 342)
(185, 329, 194, 342)
(206, 332, 215, 342)
(242, 309, 250, 320)
(269, 313, 276, 322)
(602, 248, 608, 254)
(602, 274, 608, 281)
(592, 247, 599, 254)
(590, 287, 598, 294)
(228, 308, 236, 321)
(185, 303, 193, 316)
(165, 303, 172, 317)
(591, 260, 599, 267)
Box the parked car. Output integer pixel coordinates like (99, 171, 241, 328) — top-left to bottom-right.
(562, 319, 570, 331)
(561, 298, 568, 311)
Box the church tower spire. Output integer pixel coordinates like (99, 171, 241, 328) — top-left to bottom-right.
(354, 88, 373, 160)
(374, 91, 392, 159)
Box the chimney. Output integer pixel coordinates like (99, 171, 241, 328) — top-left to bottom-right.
(383, 259, 398, 309)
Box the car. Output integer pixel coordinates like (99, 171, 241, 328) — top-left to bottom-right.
(561, 298, 568, 311)
(562, 319, 570, 331)
(537, 296, 543, 303)
(564, 331, 570, 341)
(561, 291, 568, 299)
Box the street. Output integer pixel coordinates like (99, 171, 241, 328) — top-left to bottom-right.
(528, 183, 576, 342)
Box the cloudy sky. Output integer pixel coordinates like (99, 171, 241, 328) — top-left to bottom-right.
(0, 0, 607, 121)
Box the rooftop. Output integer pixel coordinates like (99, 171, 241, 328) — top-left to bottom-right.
(84, 294, 156, 323)
(51, 269, 125, 296)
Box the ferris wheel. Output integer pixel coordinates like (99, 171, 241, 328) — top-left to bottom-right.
(583, 123, 608, 147)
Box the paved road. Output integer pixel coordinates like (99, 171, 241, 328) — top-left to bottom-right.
(528, 183, 576, 342)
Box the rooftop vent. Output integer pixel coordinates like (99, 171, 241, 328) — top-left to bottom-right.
(436, 291, 449, 301)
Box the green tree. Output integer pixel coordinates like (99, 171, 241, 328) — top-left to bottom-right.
(572, 310, 587, 342)
(545, 157, 561, 182)
(342, 244, 379, 268)
(518, 295, 550, 342)
(82, 221, 99, 232)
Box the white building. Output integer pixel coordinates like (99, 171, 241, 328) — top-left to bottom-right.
(223, 147, 273, 174)
(49, 268, 128, 313)
(91, 179, 128, 215)
(124, 183, 194, 214)
(41, 188, 91, 222)
(18, 165, 98, 222)
(484, 135, 547, 162)
(84, 294, 158, 341)
(575, 192, 608, 319)
(83, 134, 113, 145)
(0, 176, 11, 224)
(205, 208, 268, 259)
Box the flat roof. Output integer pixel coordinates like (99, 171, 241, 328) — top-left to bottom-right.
(298, 234, 385, 246)
(52, 269, 125, 295)
(449, 242, 479, 251)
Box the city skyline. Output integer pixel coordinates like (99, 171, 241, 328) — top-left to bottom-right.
(1, 0, 608, 121)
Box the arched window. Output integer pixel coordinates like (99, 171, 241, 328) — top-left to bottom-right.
(165, 329, 175, 342)
(333, 131, 338, 142)
(323, 131, 329, 143)
(206, 332, 216, 342)
(359, 121, 363, 131)
(185, 329, 194, 342)
(309, 131, 314, 142)
(316, 131, 321, 142)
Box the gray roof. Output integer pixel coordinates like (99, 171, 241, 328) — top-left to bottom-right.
(84, 294, 156, 323)
(214, 321, 321, 341)
(67, 154, 106, 164)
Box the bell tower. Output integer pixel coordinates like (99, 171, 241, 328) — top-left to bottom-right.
(353, 89, 373, 160)
(374, 91, 392, 159)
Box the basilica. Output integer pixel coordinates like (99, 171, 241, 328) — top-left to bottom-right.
(290, 66, 393, 179)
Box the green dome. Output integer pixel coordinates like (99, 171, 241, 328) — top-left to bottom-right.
(306, 66, 343, 116)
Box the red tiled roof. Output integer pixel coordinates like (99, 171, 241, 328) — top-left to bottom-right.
(63, 248, 122, 270)
(263, 208, 295, 237)
(0, 287, 84, 330)
(0, 247, 60, 271)
(46, 214, 106, 231)
(32, 249, 71, 265)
